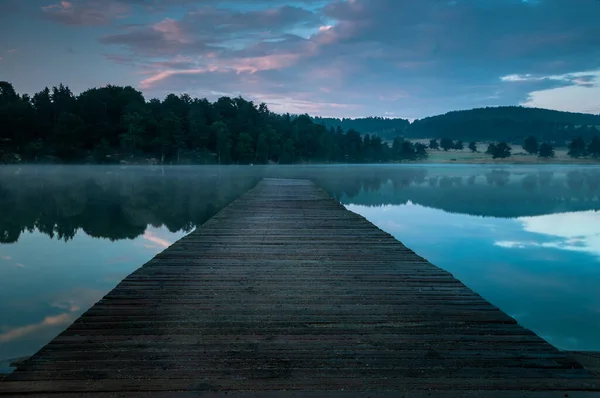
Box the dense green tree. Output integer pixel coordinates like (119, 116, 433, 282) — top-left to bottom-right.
(0, 80, 431, 165)
(523, 136, 539, 154)
(313, 116, 409, 140)
(400, 141, 415, 160)
(53, 112, 85, 160)
(414, 143, 428, 160)
(568, 137, 587, 158)
(468, 141, 477, 152)
(429, 139, 439, 150)
(587, 137, 600, 159)
(213, 121, 231, 164)
(234, 132, 255, 163)
(255, 133, 269, 163)
(491, 142, 512, 159)
(440, 138, 454, 151)
(538, 142, 555, 158)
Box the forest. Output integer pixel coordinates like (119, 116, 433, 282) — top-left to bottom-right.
(313, 116, 410, 141)
(2, 81, 600, 164)
(0, 81, 426, 164)
(315, 107, 600, 144)
(408, 106, 600, 143)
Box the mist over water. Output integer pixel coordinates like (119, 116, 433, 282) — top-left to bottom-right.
(1, 165, 600, 371)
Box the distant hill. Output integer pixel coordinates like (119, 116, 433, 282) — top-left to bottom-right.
(313, 107, 600, 144)
(313, 116, 410, 141)
(407, 106, 600, 144)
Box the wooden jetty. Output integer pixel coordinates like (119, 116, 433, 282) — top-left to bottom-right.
(1, 178, 599, 397)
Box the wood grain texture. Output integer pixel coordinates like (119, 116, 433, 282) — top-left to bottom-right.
(1, 178, 598, 396)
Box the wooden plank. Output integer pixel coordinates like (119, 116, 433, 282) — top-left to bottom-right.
(1, 178, 598, 395)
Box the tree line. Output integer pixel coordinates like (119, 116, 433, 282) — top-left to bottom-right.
(409, 106, 600, 143)
(316, 107, 600, 144)
(0, 81, 428, 164)
(427, 136, 600, 159)
(313, 116, 410, 141)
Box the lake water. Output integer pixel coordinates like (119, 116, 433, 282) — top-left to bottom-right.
(1, 165, 600, 372)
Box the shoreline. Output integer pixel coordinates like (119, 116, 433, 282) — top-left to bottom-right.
(2, 160, 600, 166)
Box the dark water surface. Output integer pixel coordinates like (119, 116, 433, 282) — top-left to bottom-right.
(1, 165, 599, 371)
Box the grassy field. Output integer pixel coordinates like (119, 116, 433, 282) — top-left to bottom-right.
(410, 140, 600, 164)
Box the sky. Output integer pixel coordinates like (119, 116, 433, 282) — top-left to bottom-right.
(1, 0, 600, 119)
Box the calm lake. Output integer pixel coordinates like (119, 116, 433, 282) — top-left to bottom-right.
(1, 164, 600, 372)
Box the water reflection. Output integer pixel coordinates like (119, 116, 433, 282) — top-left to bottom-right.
(345, 203, 600, 352)
(1, 165, 600, 369)
(0, 166, 259, 243)
(2, 166, 600, 243)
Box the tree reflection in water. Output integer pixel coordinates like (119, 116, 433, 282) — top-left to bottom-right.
(1, 165, 600, 244)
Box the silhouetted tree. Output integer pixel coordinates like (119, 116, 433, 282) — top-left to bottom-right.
(491, 142, 512, 159)
(587, 137, 600, 159)
(523, 136, 539, 154)
(453, 140, 464, 151)
(568, 137, 587, 158)
(538, 142, 555, 158)
(1, 80, 429, 165)
(429, 139, 439, 150)
(440, 138, 454, 151)
(414, 143, 428, 160)
(468, 141, 477, 152)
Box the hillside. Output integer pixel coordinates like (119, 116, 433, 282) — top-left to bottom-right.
(313, 116, 410, 140)
(407, 106, 600, 143)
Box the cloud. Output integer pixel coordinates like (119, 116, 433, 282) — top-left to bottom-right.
(0, 288, 105, 343)
(143, 230, 172, 248)
(18, 0, 578, 117)
(495, 241, 530, 249)
(520, 71, 600, 114)
(496, 211, 600, 258)
(0, 313, 72, 343)
(100, 5, 321, 56)
(116, 0, 599, 116)
(0, 255, 11, 261)
(41, 0, 129, 26)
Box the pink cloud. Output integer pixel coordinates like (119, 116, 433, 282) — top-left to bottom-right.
(229, 54, 301, 74)
(50, 288, 105, 314)
(152, 18, 188, 43)
(140, 68, 213, 89)
(51, 299, 81, 312)
(0, 313, 72, 343)
(139, 53, 302, 89)
(142, 230, 172, 248)
(7, 49, 16, 53)
(41, 0, 129, 26)
(1, 255, 11, 261)
(251, 93, 356, 116)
